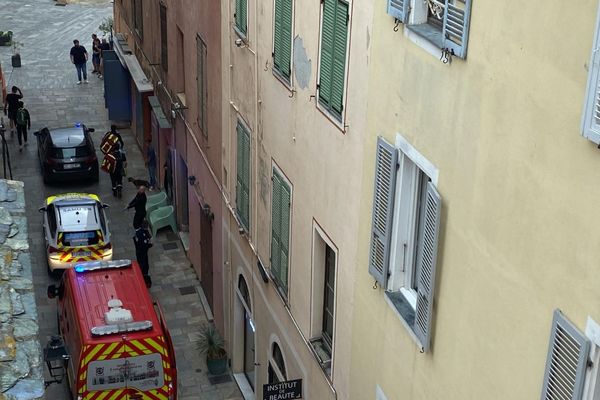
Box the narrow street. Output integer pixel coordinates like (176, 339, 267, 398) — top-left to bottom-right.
(0, 1, 243, 399)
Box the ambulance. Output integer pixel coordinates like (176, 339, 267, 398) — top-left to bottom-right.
(47, 260, 177, 399)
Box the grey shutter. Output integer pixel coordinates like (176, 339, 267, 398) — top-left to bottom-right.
(387, 0, 407, 23)
(368, 137, 398, 286)
(582, 4, 600, 144)
(541, 310, 590, 400)
(441, 0, 472, 59)
(414, 182, 441, 353)
(236, 122, 250, 230)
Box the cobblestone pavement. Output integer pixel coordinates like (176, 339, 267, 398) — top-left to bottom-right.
(0, 1, 243, 399)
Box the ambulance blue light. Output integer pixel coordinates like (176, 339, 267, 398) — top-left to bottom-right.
(75, 122, 81, 128)
(75, 266, 85, 273)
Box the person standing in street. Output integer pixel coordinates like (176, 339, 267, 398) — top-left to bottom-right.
(145, 138, 157, 190)
(70, 39, 89, 84)
(15, 101, 30, 151)
(3, 86, 23, 135)
(109, 144, 126, 198)
(126, 185, 147, 229)
(133, 220, 153, 288)
(99, 38, 110, 79)
(91, 34, 101, 75)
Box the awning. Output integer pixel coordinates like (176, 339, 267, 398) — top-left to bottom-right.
(113, 33, 154, 93)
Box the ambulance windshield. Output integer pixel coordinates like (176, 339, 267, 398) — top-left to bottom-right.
(87, 353, 165, 392)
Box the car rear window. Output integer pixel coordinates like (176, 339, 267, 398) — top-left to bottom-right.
(51, 146, 91, 159)
(87, 353, 165, 392)
(60, 231, 100, 247)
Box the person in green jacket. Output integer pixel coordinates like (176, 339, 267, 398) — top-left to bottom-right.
(15, 101, 30, 151)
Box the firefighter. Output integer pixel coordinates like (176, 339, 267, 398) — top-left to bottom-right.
(109, 144, 126, 198)
(133, 220, 153, 288)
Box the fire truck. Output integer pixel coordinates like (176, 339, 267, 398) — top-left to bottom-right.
(46, 260, 177, 400)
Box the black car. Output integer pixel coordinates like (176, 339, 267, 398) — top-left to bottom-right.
(34, 124, 99, 184)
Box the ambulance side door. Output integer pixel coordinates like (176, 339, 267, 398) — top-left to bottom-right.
(43, 204, 56, 250)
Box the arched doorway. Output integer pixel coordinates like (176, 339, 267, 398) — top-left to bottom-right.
(237, 275, 255, 389)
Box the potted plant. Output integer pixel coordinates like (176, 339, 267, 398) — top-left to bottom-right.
(11, 40, 22, 68)
(0, 31, 12, 46)
(196, 323, 228, 375)
(98, 17, 114, 48)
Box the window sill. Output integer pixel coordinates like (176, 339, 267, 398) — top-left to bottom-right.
(384, 290, 424, 352)
(404, 24, 444, 61)
(315, 101, 346, 134)
(308, 337, 332, 378)
(272, 67, 293, 92)
(234, 26, 248, 42)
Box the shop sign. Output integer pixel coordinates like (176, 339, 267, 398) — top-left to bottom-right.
(263, 378, 302, 400)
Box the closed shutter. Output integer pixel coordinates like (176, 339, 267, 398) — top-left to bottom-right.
(441, 0, 472, 59)
(541, 310, 590, 400)
(235, 0, 247, 35)
(319, 0, 348, 119)
(273, 0, 293, 79)
(387, 0, 407, 23)
(368, 137, 398, 286)
(236, 122, 250, 230)
(414, 182, 441, 353)
(196, 35, 207, 135)
(582, 4, 600, 144)
(271, 171, 291, 294)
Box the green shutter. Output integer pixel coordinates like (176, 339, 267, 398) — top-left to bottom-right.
(196, 35, 207, 136)
(235, 0, 247, 35)
(273, 0, 293, 79)
(236, 122, 250, 230)
(271, 170, 290, 294)
(319, 0, 348, 119)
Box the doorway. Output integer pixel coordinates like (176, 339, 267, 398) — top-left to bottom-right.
(176, 155, 189, 231)
(238, 275, 255, 390)
(200, 204, 213, 310)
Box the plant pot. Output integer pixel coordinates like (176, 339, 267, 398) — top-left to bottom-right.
(0, 38, 11, 46)
(206, 355, 227, 375)
(11, 54, 21, 68)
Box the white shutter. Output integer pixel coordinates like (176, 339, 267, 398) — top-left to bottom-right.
(541, 310, 590, 400)
(582, 3, 600, 144)
(368, 137, 398, 286)
(414, 182, 442, 353)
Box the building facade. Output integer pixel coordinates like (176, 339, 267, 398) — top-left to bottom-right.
(350, 1, 600, 399)
(113, 0, 225, 329)
(221, 0, 371, 398)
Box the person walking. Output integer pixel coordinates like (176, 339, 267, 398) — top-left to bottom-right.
(70, 39, 89, 84)
(126, 185, 147, 229)
(14, 101, 30, 151)
(3, 86, 23, 135)
(109, 144, 126, 198)
(133, 220, 153, 287)
(145, 138, 157, 190)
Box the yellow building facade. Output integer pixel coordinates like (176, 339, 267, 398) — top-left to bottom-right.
(351, 1, 600, 399)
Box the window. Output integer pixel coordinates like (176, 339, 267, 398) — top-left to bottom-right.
(387, 0, 472, 58)
(196, 35, 208, 136)
(270, 168, 291, 296)
(268, 342, 287, 384)
(47, 204, 57, 236)
(582, 4, 600, 144)
(369, 136, 442, 352)
(236, 120, 250, 231)
(318, 0, 349, 121)
(238, 275, 251, 311)
(235, 0, 248, 36)
(309, 228, 336, 376)
(160, 3, 168, 72)
(273, 0, 293, 81)
(541, 310, 591, 399)
(133, 0, 143, 39)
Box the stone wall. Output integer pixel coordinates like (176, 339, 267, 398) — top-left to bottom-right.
(0, 180, 44, 399)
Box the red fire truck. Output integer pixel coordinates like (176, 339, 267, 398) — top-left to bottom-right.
(46, 260, 177, 400)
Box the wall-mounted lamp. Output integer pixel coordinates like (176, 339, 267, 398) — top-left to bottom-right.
(188, 175, 196, 186)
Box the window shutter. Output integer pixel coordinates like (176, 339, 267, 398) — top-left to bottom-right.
(387, 0, 407, 23)
(441, 0, 472, 59)
(271, 171, 291, 294)
(236, 122, 250, 230)
(330, 1, 348, 116)
(541, 310, 590, 400)
(318, 0, 336, 108)
(241, 0, 248, 34)
(368, 137, 398, 286)
(582, 4, 600, 144)
(273, 0, 293, 79)
(279, 179, 291, 294)
(414, 182, 441, 353)
(271, 172, 283, 285)
(235, 0, 242, 31)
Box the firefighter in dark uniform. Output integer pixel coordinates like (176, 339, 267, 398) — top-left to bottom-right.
(126, 185, 147, 229)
